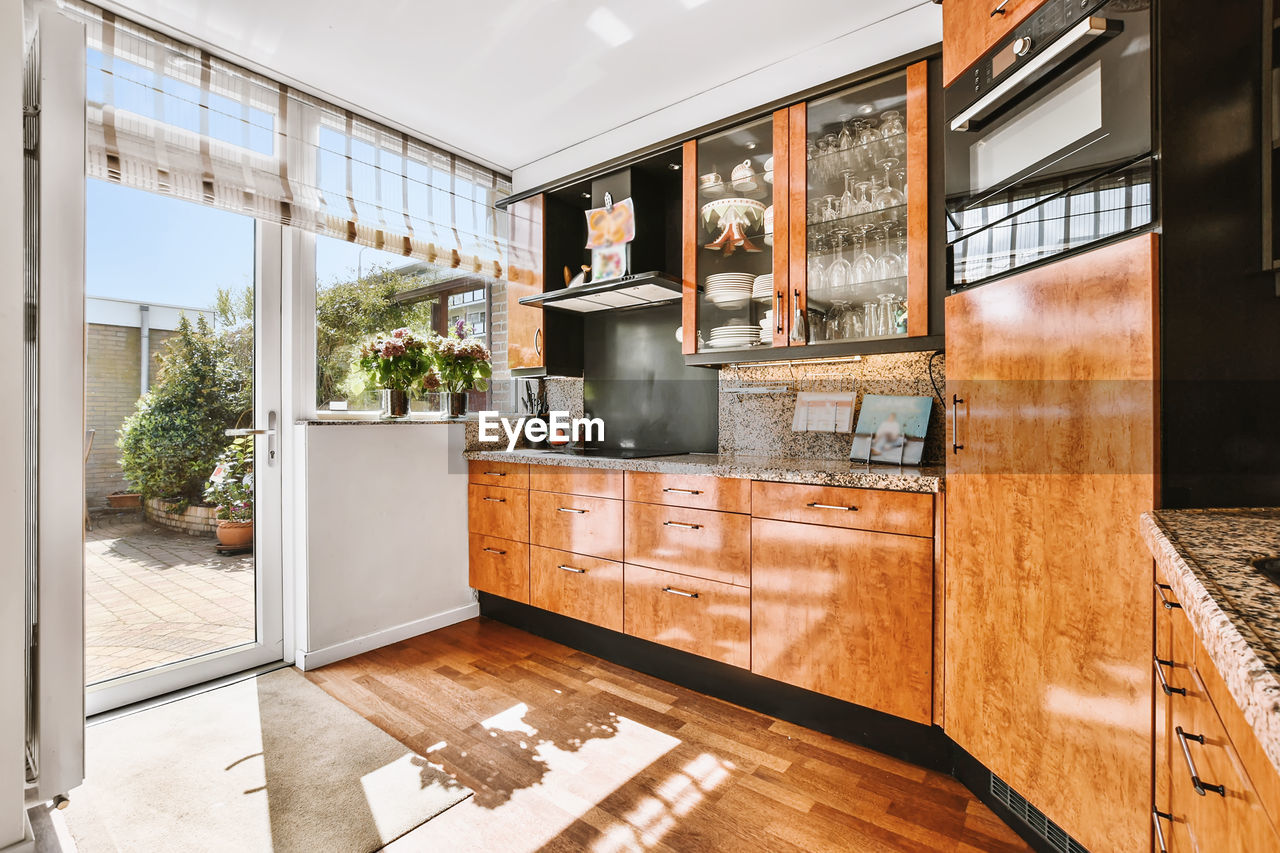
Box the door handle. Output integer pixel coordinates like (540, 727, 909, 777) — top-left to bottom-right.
(483, 497, 506, 503)
(662, 487, 702, 495)
(662, 586, 699, 599)
(226, 410, 278, 465)
(557, 507, 588, 514)
(951, 394, 966, 454)
(663, 521, 702, 530)
(1154, 658, 1186, 696)
(1156, 584, 1182, 610)
(990, 0, 1010, 15)
(1175, 727, 1226, 797)
(483, 471, 507, 477)
(807, 502, 858, 511)
(775, 290, 785, 334)
(483, 547, 506, 555)
(1153, 810, 1172, 853)
(534, 327, 542, 355)
(224, 428, 275, 436)
(558, 564, 586, 574)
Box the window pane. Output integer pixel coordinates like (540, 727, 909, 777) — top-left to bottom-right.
(313, 235, 489, 413)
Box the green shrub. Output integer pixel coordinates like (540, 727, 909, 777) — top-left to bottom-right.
(204, 437, 253, 521)
(118, 315, 251, 508)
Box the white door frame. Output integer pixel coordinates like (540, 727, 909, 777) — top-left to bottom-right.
(83, 220, 286, 716)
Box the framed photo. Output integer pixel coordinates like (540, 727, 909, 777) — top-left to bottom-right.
(850, 394, 933, 466)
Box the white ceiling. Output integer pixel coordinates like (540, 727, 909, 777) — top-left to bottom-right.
(95, 0, 939, 178)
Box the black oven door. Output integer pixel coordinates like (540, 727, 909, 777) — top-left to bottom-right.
(944, 0, 1153, 289)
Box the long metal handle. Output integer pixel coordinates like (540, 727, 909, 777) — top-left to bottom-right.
(663, 521, 702, 530)
(663, 487, 702, 495)
(225, 428, 275, 436)
(951, 394, 966, 454)
(534, 327, 542, 355)
(950, 17, 1122, 131)
(1175, 727, 1226, 797)
(1154, 658, 1186, 696)
(807, 502, 857, 511)
(483, 547, 506, 555)
(662, 586, 699, 599)
(558, 564, 586, 574)
(1153, 810, 1171, 853)
(775, 290, 785, 334)
(483, 497, 506, 503)
(557, 507, 588, 514)
(483, 471, 507, 477)
(990, 0, 1010, 15)
(1157, 584, 1182, 610)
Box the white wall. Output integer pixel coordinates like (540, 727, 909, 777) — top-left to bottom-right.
(511, 3, 941, 192)
(294, 423, 477, 670)
(0, 0, 30, 845)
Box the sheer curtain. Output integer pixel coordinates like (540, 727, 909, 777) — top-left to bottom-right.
(62, 0, 510, 277)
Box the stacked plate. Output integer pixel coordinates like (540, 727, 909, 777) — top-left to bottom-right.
(705, 272, 754, 309)
(708, 324, 760, 349)
(752, 273, 773, 301)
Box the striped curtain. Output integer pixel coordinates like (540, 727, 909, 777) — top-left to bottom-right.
(61, 1, 510, 278)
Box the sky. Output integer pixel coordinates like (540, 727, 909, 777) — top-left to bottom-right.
(86, 179, 421, 311)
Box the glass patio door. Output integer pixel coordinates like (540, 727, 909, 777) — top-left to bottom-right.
(83, 183, 284, 715)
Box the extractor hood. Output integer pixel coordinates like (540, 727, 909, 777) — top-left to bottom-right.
(518, 271, 682, 313)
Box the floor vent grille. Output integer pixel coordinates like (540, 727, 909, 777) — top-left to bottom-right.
(990, 775, 1090, 853)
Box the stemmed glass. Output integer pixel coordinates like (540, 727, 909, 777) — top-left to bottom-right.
(837, 114, 854, 151)
(893, 166, 908, 203)
(826, 229, 853, 301)
(854, 180, 874, 215)
(807, 234, 827, 302)
(873, 225, 902, 280)
(822, 195, 840, 223)
(851, 225, 876, 286)
(873, 158, 905, 219)
(839, 170, 858, 218)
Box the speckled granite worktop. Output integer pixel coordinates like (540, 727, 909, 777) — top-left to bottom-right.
(464, 448, 944, 493)
(1141, 509, 1280, 775)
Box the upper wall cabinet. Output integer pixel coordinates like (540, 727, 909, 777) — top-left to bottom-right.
(507, 195, 546, 372)
(941, 0, 1046, 87)
(682, 60, 935, 364)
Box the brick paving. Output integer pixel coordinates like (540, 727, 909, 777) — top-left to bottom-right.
(85, 515, 255, 685)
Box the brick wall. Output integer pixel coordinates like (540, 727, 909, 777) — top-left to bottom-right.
(85, 323, 175, 509)
(489, 278, 508, 380)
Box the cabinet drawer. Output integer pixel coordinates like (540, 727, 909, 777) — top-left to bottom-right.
(529, 464, 623, 499)
(468, 484, 529, 542)
(751, 481, 933, 537)
(468, 534, 529, 603)
(529, 490, 623, 561)
(529, 546, 623, 632)
(469, 460, 529, 489)
(624, 501, 750, 587)
(624, 564, 750, 669)
(751, 518, 933, 723)
(624, 471, 750, 514)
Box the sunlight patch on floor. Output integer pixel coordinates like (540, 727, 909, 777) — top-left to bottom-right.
(592, 752, 735, 852)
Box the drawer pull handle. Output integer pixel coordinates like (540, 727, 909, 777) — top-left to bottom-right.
(662, 586, 699, 599)
(482, 547, 506, 555)
(663, 487, 703, 495)
(663, 521, 702, 530)
(807, 502, 858, 511)
(1175, 726, 1226, 797)
(557, 507, 588, 514)
(482, 471, 507, 476)
(1153, 810, 1171, 853)
(483, 497, 506, 503)
(990, 0, 1009, 15)
(558, 564, 586, 574)
(1154, 658, 1186, 696)
(1157, 583, 1182, 610)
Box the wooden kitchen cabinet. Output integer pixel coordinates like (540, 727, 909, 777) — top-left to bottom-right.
(682, 59, 936, 364)
(506, 195, 545, 371)
(623, 563, 750, 669)
(468, 534, 529, 603)
(467, 483, 529, 543)
(528, 464, 623, 500)
(623, 470, 751, 514)
(468, 459, 529, 490)
(623, 500, 751, 587)
(941, 0, 1046, 87)
(751, 517, 934, 724)
(528, 490, 623, 561)
(529, 545, 624, 632)
(945, 234, 1159, 853)
(751, 480, 933, 537)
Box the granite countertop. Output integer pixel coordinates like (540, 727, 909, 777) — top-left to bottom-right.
(1140, 508, 1280, 775)
(464, 448, 944, 493)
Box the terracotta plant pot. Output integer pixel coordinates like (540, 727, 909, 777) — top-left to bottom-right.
(216, 520, 253, 549)
(106, 492, 142, 509)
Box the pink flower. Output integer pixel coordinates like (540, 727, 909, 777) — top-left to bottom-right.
(381, 340, 406, 357)
(392, 328, 409, 339)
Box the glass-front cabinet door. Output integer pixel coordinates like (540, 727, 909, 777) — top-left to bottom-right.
(682, 110, 788, 356)
(798, 64, 928, 345)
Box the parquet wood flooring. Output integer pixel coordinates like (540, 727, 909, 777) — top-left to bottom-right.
(305, 617, 1031, 852)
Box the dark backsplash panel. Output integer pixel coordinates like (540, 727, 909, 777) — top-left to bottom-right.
(582, 303, 718, 455)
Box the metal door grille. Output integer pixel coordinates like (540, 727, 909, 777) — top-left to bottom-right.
(990, 775, 1090, 853)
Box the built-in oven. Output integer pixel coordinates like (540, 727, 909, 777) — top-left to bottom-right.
(944, 0, 1154, 290)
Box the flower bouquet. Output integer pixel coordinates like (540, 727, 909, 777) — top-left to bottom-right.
(432, 321, 492, 418)
(353, 327, 434, 418)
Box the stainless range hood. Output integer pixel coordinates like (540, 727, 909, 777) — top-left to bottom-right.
(517, 271, 682, 313)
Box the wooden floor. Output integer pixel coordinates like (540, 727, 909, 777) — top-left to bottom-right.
(306, 617, 1031, 853)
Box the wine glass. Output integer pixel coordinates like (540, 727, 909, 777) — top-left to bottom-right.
(807, 234, 828, 301)
(854, 180, 874, 215)
(873, 158, 905, 219)
(880, 109, 905, 138)
(851, 225, 876, 285)
(837, 115, 854, 151)
(839, 170, 857, 218)
(822, 195, 840, 223)
(826, 229, 853, 299)
(893, 166, 908, 202)
(873, 225, 901, 280)
(877, 293, 899, 336)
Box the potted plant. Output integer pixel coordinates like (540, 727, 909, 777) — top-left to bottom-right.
(432, 321, 492, 418)
(204, 437, 254, 549)
(106, 490, 143, 509)
(353, 327, 434, 418)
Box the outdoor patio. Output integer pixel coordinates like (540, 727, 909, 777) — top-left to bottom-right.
(85, 514, 255, 685)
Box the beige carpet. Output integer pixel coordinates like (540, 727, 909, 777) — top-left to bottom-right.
(64, 668, 471, 852)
